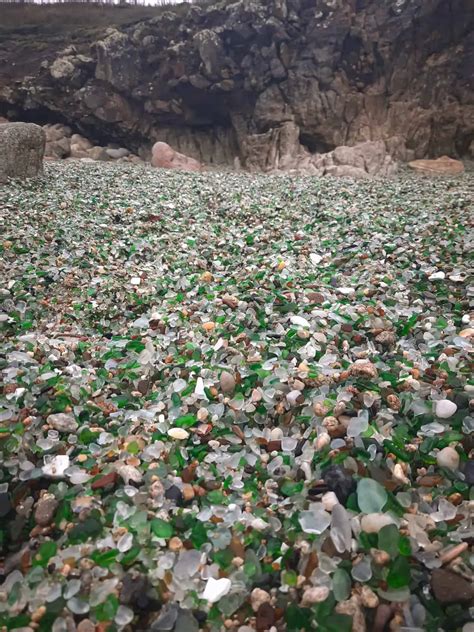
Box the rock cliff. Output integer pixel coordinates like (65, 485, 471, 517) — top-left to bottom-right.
(1, 0, 473, 170)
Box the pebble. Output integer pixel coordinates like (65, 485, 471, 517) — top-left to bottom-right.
(463, 460, 474, 485)
(301, 586, 330, 606)
(167, 428, 190, 440)
(436, 446, 460, 470)
(359, 585, 379, 608)
(250, 588, 271, 612)
(435, 399, 457, 419)
(31, 606, 46, 623)
(220, 371, 236, 393)
(47, 413, 78, 433)
(182, 484, 195, 501)
(34, 495, 58, 527)
(77, 621, 96, 632)
(168, 537, 183, 552)
(431, 569, 474, 605)
(256, 603, 276, 631)
(322, 465, 355, 504)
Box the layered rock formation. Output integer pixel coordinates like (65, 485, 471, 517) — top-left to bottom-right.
(1, 0, 473, 171)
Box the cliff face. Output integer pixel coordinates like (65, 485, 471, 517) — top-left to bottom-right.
(1, 0, 473, 170)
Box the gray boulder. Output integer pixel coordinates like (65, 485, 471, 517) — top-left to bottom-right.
(0, 122, 45, 183)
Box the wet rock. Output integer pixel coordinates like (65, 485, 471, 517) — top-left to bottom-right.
(431, 569, 474, 605)
(463, 460, 474, 485)
(408, 156, 464, 175)
(435, 399, 457, 419)
(256, 602, 276, 631)
(436, 446, 460, 470)
(250, 587, 271, 612)
(77, 621, 96, 632)
(301, 586, 330, 606)
(151, 141, 202, 172)
(220, 371, 236, 393)
(322, 465, 356, 505)
(165, 485, 184, 504)
(34, 495, 58, 526)
(47, 413, 78, 433)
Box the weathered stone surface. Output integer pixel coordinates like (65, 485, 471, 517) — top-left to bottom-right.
(408, 156, 465, 175)
(34, 495, 58, 527)
(0, 0, 472, 169)
(45, 136, 71, 160)
(0, 122, 45, 183)
(431, 569, 474, 605)
(88, 146, 110, 161)
(151, 141, 202, 172)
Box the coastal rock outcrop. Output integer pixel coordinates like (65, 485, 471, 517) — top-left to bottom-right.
(0, 0, 472, 171)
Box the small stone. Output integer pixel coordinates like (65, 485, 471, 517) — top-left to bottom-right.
(31, 605, 47, 623)
(201, 577, 232, 603)
(359, 585, 379, 608)
(220, 371, 236, 393)
(370, 548, 391, 566)
(375, 331, 396, 347)
(168, 428, 190, 440)
(301, 586, 330, 606)
(459, 328, 474, 338)
(169, 537, 183, 552)
(250, 588, 271, 612)
(463, 460, 474, 485)
(256, 603, 275, 631)
(322, 465, 356, 504)
(47, 413, 78, 433)
(165, 485, 183, 503)
(182, 484, 195, 501)
(200, 271, 213, 282)
(335, 596, 366, 632)
(349, 361, 378, 379)
(436, 446, 460, 470)
(77, 621, 96, 632)
(203, 321, 216, 332)
(34, 495, 58, 526)
(222, 293, 239, 309)
(431, 569, 474, 605)
(387, 394, 401, 411)
(435, 399, 457, 419)
(313, 401, 329, 416)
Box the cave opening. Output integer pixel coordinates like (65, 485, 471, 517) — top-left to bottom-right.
(299, 132, 333, 155)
